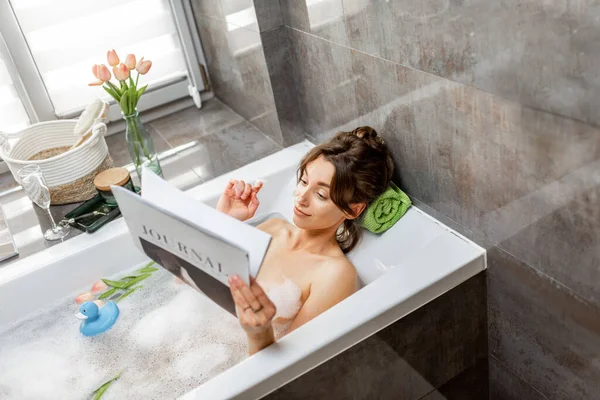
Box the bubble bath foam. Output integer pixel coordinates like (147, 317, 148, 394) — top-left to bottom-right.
(0, 264, 247, 400)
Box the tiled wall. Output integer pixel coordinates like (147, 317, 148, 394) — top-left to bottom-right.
(253, 0, 600, 398)
(189, 0, 286, 145)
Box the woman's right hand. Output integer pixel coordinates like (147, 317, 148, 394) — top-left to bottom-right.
(229, 275, 277, 354)
(216, 179, 263, 221)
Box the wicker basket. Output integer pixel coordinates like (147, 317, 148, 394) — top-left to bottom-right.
(0, 120, 113, 205)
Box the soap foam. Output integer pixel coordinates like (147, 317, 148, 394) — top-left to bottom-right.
(260, 277, 303, 339)
(0, 265, 247, 400)
(262, 277, 302, 321)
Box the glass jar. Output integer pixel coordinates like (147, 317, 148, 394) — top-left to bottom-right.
(93, 167, 135, 206)
(123, 109, 162, 182)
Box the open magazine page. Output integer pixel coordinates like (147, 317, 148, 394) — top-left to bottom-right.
(113, 187, 249, 315)
(112, 169, 272, 316)
(140, 167, 271, 280)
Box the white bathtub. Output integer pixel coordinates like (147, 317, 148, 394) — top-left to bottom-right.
(0, 140, 485, 400)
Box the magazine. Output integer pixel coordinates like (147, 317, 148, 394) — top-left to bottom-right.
(112, 167, 272, 316)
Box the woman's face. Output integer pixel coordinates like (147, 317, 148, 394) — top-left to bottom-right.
(292, 156, 349, 230)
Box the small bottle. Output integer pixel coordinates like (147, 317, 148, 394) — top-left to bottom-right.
(93, 167, 135, 206)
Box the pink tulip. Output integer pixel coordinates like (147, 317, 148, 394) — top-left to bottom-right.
(89, 64, 111, 86)
(135, 57, 144, 70)
(93, 299, 105, 307)
(107, 49, 120, 67)
(92, 64, 111, 82)
(136, 57, 152, 75)
(125, 54, 136, 70)
(75, 292, 94, 304)
(99, 65, 111, 81)
(91, 280, 108, 294)
(113, 63, 130, 81)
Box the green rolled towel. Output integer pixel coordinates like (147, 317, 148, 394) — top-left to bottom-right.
(359, 182, 411, 233)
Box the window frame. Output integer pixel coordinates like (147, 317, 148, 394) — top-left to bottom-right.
(0, 0, 207, 126)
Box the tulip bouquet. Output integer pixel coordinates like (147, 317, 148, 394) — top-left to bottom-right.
(89, 49, 152, 116)
(89, 49, 162, 179)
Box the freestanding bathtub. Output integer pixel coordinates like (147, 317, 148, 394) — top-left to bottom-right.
(0, 140, 485, 399)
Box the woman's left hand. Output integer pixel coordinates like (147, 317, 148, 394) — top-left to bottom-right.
(216, 179, 263, 221)
(228, 275, 276, 337)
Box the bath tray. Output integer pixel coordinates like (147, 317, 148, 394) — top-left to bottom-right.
(64, 195, 121, 233)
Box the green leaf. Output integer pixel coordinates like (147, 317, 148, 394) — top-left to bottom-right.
(138, 267, 158, 273)
(93, 383, 110, 400)
(122, 273, 151, 288)
(115, 285, 142, 303)
(128, 87, 135, 113)
(102, 278, 129, 289)
(98, 287, 118, 299)
(107, 81, 122, 96)
(95, 371, 123, 390)
(102, 86, 119, 102)
(136, 84, 148, 97)
(130, 89, 138, 110)
(91, 371, 122, 400)
(137, 261, 156, 271)
(119, 275, 140, 281)
(119, 92, 129, 115)
(129, 76, 135, 89)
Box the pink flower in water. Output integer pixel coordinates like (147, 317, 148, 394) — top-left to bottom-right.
(125, 54, 136, 70)
(75, 292, 94, 304)
(113, 63, 130, 81)
(89, 64, 111, 86)
(91, 280, 108, 294)
(136, 57, 152, 75)
(107, 49, 120, 67)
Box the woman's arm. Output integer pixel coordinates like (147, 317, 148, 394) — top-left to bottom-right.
(228, 275, 277, 355)
(285, 260, 357, 334)
(246, 327, 276, 355)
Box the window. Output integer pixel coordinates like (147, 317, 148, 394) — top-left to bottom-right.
(0, 49, 30, 132)
(0, 0, 207, 125)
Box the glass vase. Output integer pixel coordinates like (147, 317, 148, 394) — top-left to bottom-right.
(123, 110, 162, 182)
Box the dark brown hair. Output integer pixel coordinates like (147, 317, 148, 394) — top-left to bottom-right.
(297, 126, 394, 253)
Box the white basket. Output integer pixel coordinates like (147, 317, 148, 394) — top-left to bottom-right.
(0, 120, 113, 204)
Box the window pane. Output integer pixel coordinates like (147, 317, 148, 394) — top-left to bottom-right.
(0, 52, 30, 132)
(11, 0, 189, 115)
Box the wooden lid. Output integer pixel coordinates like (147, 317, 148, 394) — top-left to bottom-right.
(93, 167, 131, 191)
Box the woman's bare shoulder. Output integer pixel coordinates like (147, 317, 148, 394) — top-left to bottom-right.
(328, 256, 357, 277)
(307, 255, 357, 301)
(257, 217, 290, 234)
(316, 253, 357, 285)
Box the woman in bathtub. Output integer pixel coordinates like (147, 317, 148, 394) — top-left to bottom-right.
(218, 126, 394, 355)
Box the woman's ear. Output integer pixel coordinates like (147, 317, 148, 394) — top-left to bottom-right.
(347, 203, 366, 220)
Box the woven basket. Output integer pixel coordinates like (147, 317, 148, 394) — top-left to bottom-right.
(0, 120, 113, 205)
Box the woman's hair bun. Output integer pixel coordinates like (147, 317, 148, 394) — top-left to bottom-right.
(351, 126, 385, 146)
